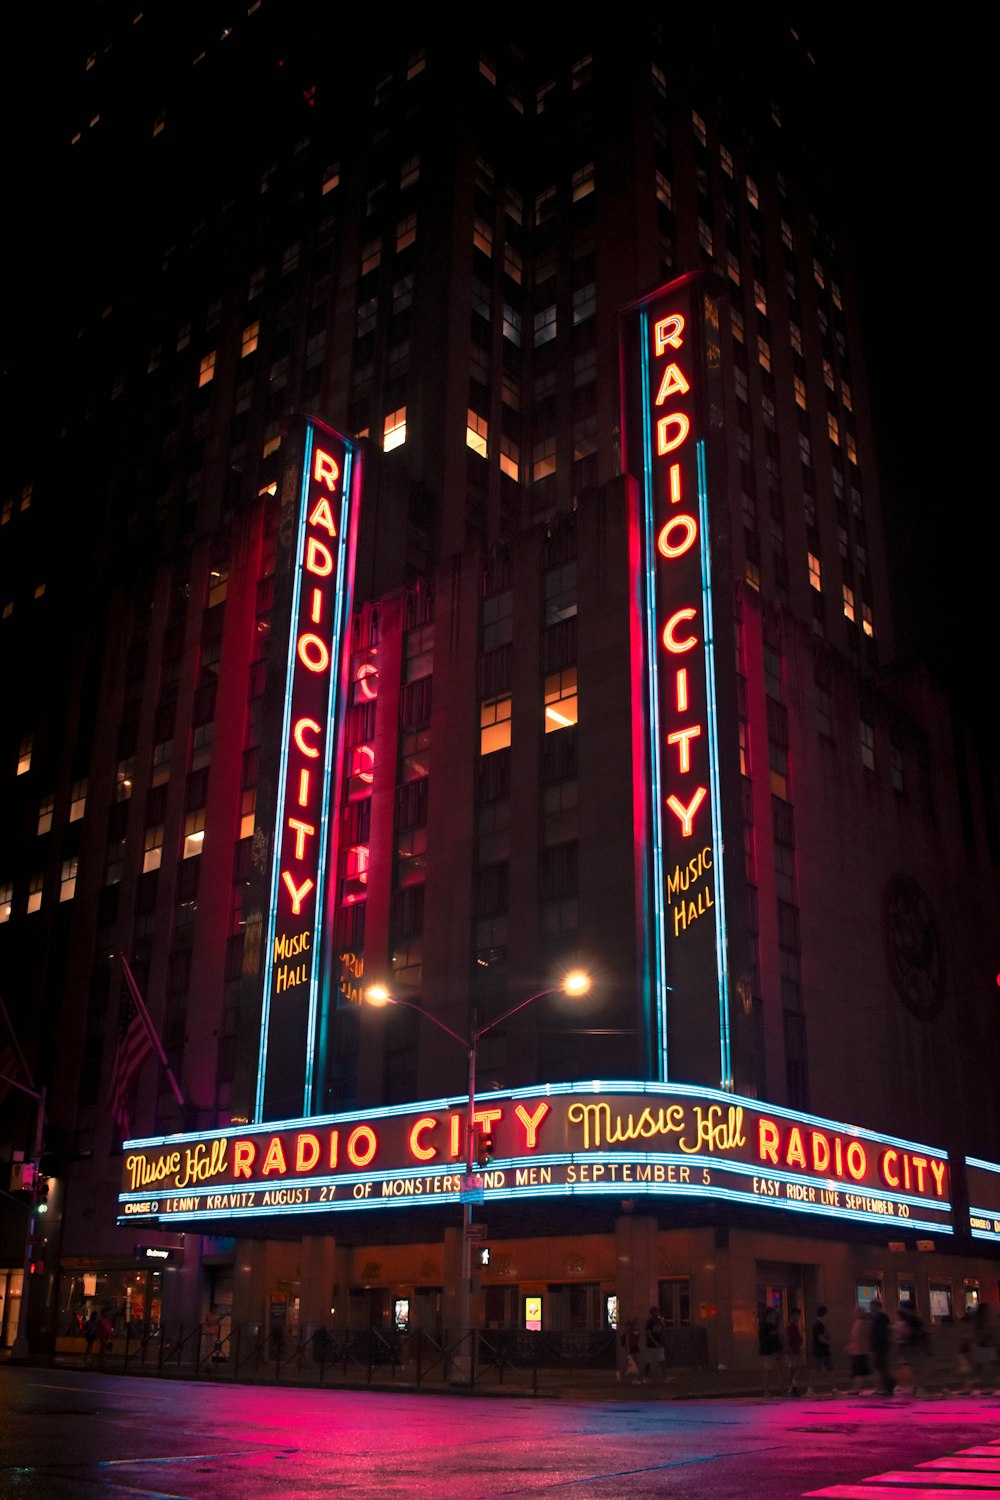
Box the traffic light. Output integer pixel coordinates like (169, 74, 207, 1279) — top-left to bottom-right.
(35, 1175, 51, 1213)
(476, 1132, 494, 1168)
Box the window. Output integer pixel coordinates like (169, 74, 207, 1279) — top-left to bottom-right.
(572, 162, 594, 202)
(544, 667, 578, 733)
(37, 795, 54, 835)
(571, 53, 593, 89)
(182, 810, 205, 858)
(480, 695, 512, 755)
(499, 437, 519, 481)
(572, 284, 596, 324)
(842, 584, 855, 622)
(533, 436, 556, 482)
(698, 219, 713, 256)
(396, 214, 417, 252)
(383, 407, 407, 451)
(746, 176, 759, 209)
(655, 171, 672, 210)
(60, 857, 78, 902)
(69, 779, 87, 821)
(207, 564, 228, 607)
(828, 412, 840, 446)
(400, 155, 420, 189)
(692, 109, 707, 146)
(473, 218, 493, 256)
(479, 52, 496, 84)
(503, 244, 522, 284)
(17, 736, 32, 775)
(0, 882, 11, 922)
(860, 719, 875, 772)
(502, 305, 521, 346)
(808, 553, 821, 591)
(534, 186, 556, 225)
(27, 873, 43, 914)
(407, 49, 425, 80)
(143, 824, 164, 873)
(753, 280, 767, 315)
(862, 603, 875, 639)
(241, 321, 259, 357)
(466, 410, 489, 458)
(758, 337, 771, 372)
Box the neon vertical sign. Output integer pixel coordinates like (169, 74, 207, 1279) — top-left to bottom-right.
(623, 273, 731, 1089)
(255, 418, 363, 1121)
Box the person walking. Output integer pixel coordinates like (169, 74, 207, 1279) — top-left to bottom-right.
(847, 1305, 871, 1393)
(808, 1304, 835, 1396)
(785, 1307, 805, 1396)
(870, 1299, 896, 1396)
(643, 1305, 668, 1384)
(759, 1305, 783, 1396)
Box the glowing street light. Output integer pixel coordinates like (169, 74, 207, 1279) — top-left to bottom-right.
(363, 970, 590, 1379)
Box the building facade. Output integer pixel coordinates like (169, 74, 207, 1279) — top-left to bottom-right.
(2, 13, 998, 1366)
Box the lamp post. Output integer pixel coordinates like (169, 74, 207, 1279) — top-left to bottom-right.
(365, 969, 590, 1378)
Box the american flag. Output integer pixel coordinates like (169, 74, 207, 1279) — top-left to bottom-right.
(108, 988, 154, 1139)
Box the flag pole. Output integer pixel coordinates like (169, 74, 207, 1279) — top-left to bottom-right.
(116, 952, 185, 1110)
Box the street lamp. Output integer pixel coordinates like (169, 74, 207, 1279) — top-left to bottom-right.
(364, 969, 590, 1378)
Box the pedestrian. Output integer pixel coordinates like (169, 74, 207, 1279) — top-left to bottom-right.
(83, 1310, 98, 1365)
(846, 1305, 871, 1393)
(869, 1299, 895, 1395)
(643, 1305, 668, 1383)
(808, 1304, 836, 1395)
(617, 1315, 640, 1383)
(896, 1304, 928, 1395)
(96, 1309, 114, 1358)
(785, 1307, 805, 1396)
(758, 1305, 783, 1396)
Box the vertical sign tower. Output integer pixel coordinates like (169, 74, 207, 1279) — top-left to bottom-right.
(255, 417, 364, 1121)
(622, 273, 732, 1090)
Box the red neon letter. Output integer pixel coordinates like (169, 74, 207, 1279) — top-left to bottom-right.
(473, 1107, 503, 1132)
(288, 818, 315, 860)
(313, 449, 340, 490)
(669, 464, 682, 504)
(352, 744, 374, 783)
(310, 587, 324, 625)
(306, 537, 333, 576)
(654, 363, 691, 405)
(758, 1118, 780, 1165)
(658, 514, 697, 559)
(281, 871, 314, 915)
(662, 608, 698, 653)
(294, 718, 322, 758)
(298, 769, 310, 807)
(409, 1117, 438, 1163)
(675, 668, 689, 712)
(666, 786, 707, 837)
(654, 314, 685, 355)
(657, 412, 690, 455)
(846, 1141, 868, 1181)
(930, 1160, 946, 1196)
(514, 1101, 551, 1149)
(356, 662, 378, 700)
(347, 1125, 377, 1167)
(295, 1133, 320, 1172)
(233, 1140, 255, 1179)
(785, 1127, 806, 1169)
(308, 495, 338, 536)
(667, 725, 702, 774)
(880, 1148, 900, 1188)
(811, 1132, 831, 1173)
(298, 634, 330, 673)
(262, 1137, 287, 1176)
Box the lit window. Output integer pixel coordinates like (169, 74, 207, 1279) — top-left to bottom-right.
(466, 410, 489, 458)
(845, 433, 858, 465)
(655, 171, 672, 209)
(151, 741, 172, 788)
(544, 668, 578, 733)
(572, 162, 594, 202)
(17, 736, 32, 776)
(0, 882, 11, 922)
(400, 155, 420, 189)
(746, 176, 759, 209)
(240, 788, 256, 841)
(534, 186, 556, 225)
(396, 214, 417, 252)
(140, 823, 163, 874)
(69, 779, 87, 822)
(534, 305, 557, 346)
(407, 49, 425, 80)
(842, 380, 853, 412)
(828, 412, 840, 446)
(208, 564, 228, 607)
(533, 437, 556, 482)
(26, 873, 43, 915)
(116, 757, 136, 800)
(322, 165, 340, 195)
(808, 553, 822, 591)
(793, 377, 807, 411)
(480, 695, 512, 755)
(241, 321, 259, 357)
(692, 109, 707, 146)
(505, 187, 523, 224)
(503, 244, 522, 283)
(698, 219, 713, 256)
(781, 219, 794, 250)
(753, 280, 767, 315)
(652, 62, 666, 97)
(198, 351, 216, 387)
(572, 284, 596, 324)
(860, 720, 875, 772)
(479, 52, 496, 84)
(745, 561, 760, 591)
(813, 257, 826, 288)
(37, 795, 54, 836)
(790, 322, 803, 356)
(758, 337, 771, 372)
(58, 857, 77, 903)
(182, 810, 205, 859)
(499, 437, 520, 481)
(731, 308, 745, 344)
(384, 407, 407, 451)
(842, 584, 855, 622)
(502, 306, 522, 346)
(473, 218, 493, 256)
(862, 603, 875, 639)
(720, 144, 734, 176)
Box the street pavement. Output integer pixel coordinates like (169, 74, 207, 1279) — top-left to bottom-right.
(1, 1365, 998, 1498)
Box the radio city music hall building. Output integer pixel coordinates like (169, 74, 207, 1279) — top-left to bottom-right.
(1, 14, 998, 1366)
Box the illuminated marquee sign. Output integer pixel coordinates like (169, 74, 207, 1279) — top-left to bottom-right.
(119, 1082, 952, 1235)
(256, 419, 363, 1121)
(966, 1156, 1000, 1242)
(622, 272, 730, 1086)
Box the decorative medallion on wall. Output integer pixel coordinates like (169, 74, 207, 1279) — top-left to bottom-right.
(882, 874, 944, 1021)
(565, 1254, 585, 1274)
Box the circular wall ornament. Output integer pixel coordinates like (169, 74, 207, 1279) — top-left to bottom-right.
(882, 874, 944, 1020)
